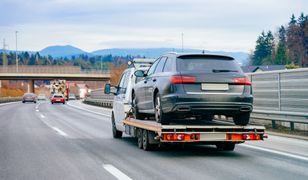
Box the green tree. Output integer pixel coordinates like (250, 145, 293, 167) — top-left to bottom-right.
(252, 31, 275, 65)
(275, 26, 288, 64)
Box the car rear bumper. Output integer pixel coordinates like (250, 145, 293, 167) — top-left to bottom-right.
(23, 99, 36, 102)
(162, 94, 253, 116)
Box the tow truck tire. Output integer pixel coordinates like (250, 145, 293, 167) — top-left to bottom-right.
(216, 142, 235, 151)
(233, 113, 250, 126)
(142, 130, 155, 151)
(137, 129, 143, 149)
(112, 113, 122, 138)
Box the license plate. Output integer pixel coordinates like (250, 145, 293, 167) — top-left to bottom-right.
(56, 99, 61, 101)
(201, 83, 229, 91)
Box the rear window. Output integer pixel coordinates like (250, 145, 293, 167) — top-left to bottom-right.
(54, 95, 63, 98)
(177, 58, 242, 73)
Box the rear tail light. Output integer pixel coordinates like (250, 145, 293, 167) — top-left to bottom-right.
(226, 133, 262, 141)
(163, 133, 200, 141)
(170, 76, 196, 84)
(233, 77, 251, 85)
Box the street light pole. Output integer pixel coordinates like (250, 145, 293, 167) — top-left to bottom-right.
(15, 31, 18, 72)
(181, 33, 184, 52)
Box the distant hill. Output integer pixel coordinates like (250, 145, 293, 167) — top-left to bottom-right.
(1, 46, 250, 65)
(92, 48, 249, 65)
(40, 45, 87, 57)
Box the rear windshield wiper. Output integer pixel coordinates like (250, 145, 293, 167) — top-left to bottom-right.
(212, 69, 238, 73)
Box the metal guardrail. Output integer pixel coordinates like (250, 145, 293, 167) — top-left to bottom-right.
(83, 98, 113, 108)
(0, 97, 22, 104)
(247, 68, 308, 130)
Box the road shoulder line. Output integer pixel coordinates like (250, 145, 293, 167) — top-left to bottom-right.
(67, 102, 111, 117)
(240, 144, 308, 162)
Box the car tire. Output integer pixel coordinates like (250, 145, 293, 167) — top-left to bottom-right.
(216, 142, 235, 151)
(132, 92, 146, 120)
(154, 94, 168, 124)
(22, 101, 25, 103)
(34, 101, 37, 104)
(51, 102, 54, 104)
(112, 113, 122, 138)
(233, 113, 250, 126)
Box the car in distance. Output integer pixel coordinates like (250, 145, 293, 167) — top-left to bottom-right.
(132, 53, 253, 126)
(22, 93, 37, 103)
(37, 94, 47, 101)
(51, 94, 65, 104)
(68, 93, 76, 100)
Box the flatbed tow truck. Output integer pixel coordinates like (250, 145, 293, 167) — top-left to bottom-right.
(122, 116, 266, 151)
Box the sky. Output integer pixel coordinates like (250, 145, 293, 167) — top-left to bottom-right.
(0, 0, 307, 53)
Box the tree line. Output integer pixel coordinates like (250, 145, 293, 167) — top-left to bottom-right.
(251, 13, 308, 67)
(0, 51, 136, 70)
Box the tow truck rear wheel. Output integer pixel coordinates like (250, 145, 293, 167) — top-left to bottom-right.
(112, 113, 122, 138)
(137, 129, 143, 149)
(142, 130, 155, 151)
(216, 142, 235, 151)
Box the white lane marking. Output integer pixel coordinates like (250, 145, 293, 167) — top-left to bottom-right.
(67, 102, 111, 118)
(40, 114, 45, 118)
(103, 164, 132, 180)
(0, 102, 18, 106)
(36, 109, 39, 112)
(52, 127, 68, 137)
(240, 144, 308, 162)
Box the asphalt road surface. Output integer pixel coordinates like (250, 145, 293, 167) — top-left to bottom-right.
(1, 101, 308, 180)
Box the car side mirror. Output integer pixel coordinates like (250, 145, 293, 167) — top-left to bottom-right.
(134, 70, 146, 77)
(104, 83, 117, 95)
(104, 84, 111, 94)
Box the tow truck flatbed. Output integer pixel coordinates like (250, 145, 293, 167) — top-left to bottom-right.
(123, 117, 266, 150)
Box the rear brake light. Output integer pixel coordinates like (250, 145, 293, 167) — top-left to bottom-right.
(226, 133, 261, 141)
(163, 133, 200, 141)
(233, 77, 251, 85)
(170, 76, 196, 84)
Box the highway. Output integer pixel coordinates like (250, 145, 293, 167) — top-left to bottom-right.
(0, 101, 308, 180)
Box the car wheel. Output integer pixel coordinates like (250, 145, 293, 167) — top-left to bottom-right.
(233, 113, 250, 126)
(132, 92, 146, 120)
(216, 142, 235, 151)
(51, 102, 54, 104)
(112, 113, 122, 138)
(154, 95, 168, 124)
(22, 101, 25, 103)
(34, 101, 37, 104)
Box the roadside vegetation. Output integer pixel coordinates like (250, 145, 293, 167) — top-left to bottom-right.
(250, 12, 308, 68)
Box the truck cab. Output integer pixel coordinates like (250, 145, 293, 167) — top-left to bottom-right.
(104, 59, 154, 137)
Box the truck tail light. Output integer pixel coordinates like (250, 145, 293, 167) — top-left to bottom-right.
(233, 77, 251, 85)
(170, 76, 196, 84)
(226, 133, 262, 141)
(163, 133, 200, 141)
